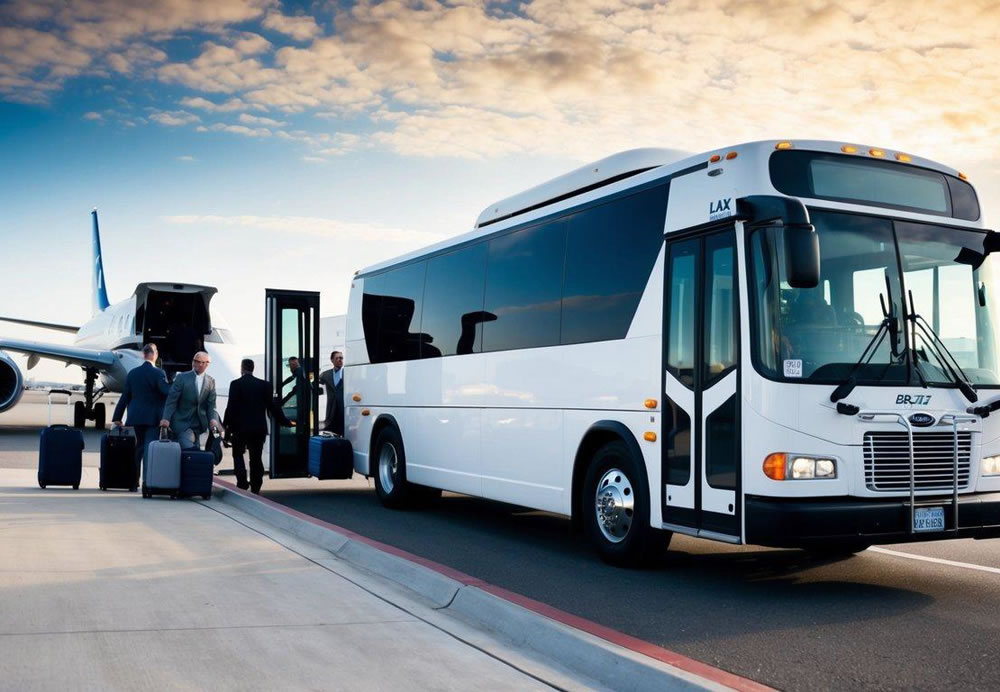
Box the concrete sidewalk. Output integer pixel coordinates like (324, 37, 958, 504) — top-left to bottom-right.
(0, 467, 579, 691)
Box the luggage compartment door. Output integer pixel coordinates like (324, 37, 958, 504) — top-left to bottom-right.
(265, 288, 320, 478)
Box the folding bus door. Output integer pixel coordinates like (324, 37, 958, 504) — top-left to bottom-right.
(661, 226, 741, 540)
(265, 288, 320, 478)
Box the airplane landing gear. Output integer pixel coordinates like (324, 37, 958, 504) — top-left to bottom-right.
(72, 369, 107, 429)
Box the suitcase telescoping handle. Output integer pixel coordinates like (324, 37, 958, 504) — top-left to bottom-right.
(46, 389, 74, 428)
(159, 426, 171, 441)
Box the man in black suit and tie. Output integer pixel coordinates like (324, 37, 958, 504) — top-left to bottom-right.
(318, 350, 344, 435)
(224, 358, 292, 493)
(112, 343, 170, 480)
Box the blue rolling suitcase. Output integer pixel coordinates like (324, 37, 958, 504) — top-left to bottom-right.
(180, 449, 214, 500)
(38, 390, 84, 489)
(308, 433, 353, 480)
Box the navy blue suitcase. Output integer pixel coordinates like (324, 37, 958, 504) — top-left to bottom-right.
(39, 425, 84, 489)
(100, 427, 138, 491)
(308, 434, 353, 480)
(179, 449, 214, 500)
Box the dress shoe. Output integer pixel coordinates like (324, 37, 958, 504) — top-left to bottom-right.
(237, 482, 250, 491)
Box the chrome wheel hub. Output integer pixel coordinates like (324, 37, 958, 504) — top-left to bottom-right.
(594, 468, 634, 543)
(378, 443, 398, 493)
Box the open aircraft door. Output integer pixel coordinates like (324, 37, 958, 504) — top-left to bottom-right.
(265, 289, 320, 478)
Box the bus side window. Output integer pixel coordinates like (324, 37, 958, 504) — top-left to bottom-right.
(666, 239, 697, 388)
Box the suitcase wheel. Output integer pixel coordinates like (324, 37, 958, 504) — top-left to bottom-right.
(130, 487, 137, 493)
(39, 482, 46, 489)
(73, 484, 79, 490)
(202, 494, 211, 500)
(100, 486, 106, 491)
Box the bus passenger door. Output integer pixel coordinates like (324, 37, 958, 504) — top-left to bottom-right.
(265, 288, 320, 478)
(662, 228, 740, 540)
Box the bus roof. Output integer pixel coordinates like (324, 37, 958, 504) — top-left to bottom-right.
(355, 140, 969, 277)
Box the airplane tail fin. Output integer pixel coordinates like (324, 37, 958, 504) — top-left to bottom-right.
(91, 208, 110, 315)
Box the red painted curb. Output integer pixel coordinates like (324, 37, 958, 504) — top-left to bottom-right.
(214, 477, 772, 691)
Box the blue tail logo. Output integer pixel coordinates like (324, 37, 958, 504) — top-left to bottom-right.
(91, 208, 110, 314)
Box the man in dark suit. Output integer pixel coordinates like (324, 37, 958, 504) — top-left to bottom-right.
(160, 350, 223, 450)
(318, 350, 345, 435)
(112, 343, 170, 480)
(224, 358, 292, 493)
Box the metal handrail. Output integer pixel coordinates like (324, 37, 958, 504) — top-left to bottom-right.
(940, 414, 977, 530)
(857, 410, 975, 533)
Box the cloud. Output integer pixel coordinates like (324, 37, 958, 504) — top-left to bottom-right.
(198, 122, 271, 137)
(82, 111, 102, 120)
(262, 11, 321, 41)
(179, 95, 251, 112)
(0, 0, 273, 102)
(238, 112, 285, 126)
(150, 109, 200, 126)
(176, 155, 196, 161)
(4, 0, 1000, 166)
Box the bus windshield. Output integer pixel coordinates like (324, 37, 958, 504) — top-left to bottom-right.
(749, 209, 1000, 387)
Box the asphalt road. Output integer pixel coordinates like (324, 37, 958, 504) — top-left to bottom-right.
(5, 402, 1000, 690)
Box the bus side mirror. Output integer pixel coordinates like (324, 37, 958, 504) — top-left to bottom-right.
(985, 231, 1000, 256)
(784, 224, 820, 288)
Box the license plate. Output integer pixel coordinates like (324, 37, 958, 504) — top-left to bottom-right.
(914, 506, 945, 532)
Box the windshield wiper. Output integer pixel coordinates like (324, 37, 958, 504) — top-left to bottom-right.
(904, 289, 978, 403)
(830, 279, 901, 403)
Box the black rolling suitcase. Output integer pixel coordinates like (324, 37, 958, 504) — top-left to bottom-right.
(179, 449, 214, 500)
(100, 426, 138, 491)
(38, 390, 84, 490)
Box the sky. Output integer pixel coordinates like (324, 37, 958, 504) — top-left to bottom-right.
(2, 0, 1000, 382)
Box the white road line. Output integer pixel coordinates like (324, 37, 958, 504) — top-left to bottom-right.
(870, 546, 1000, 575)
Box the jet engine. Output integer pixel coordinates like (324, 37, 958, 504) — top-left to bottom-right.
(0, 351, 24, 413)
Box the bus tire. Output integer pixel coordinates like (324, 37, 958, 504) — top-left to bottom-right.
(372, 425, 413, 509)
(583, 439, 670, 567)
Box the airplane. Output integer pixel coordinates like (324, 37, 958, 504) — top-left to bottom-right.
(0, 209, 242, 427)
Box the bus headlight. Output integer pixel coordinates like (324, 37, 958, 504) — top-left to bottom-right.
(983, 455, 1000, 476)
(764, 453, 837, 480)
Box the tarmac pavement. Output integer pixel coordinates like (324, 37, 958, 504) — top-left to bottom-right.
(0, 467, 576, 691)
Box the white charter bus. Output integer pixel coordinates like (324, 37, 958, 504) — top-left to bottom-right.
(344, 140, 1000, 566)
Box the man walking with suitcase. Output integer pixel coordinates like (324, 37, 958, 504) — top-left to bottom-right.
(224, 358, 292, 494)
(160, 351, 223, 450)
(112, 343, 170, 481)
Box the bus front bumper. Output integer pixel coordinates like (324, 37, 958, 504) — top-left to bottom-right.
(745, 493, 1000, 548)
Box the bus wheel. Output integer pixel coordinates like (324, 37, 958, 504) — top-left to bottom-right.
(373, 426, 412, 509)
(583, 440, 669, 567)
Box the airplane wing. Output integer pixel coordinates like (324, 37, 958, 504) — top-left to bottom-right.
(0, 338, 116, 370)
(0, 316, 81, 334)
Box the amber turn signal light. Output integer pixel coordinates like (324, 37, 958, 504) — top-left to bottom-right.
(643, 432, 657, 442)
(352, 393, 362, 402)
(644, 399, 657, 409)
(763, 453, 787, 481)
(361, 409, 371, 417)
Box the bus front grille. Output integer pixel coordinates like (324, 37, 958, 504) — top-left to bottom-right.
(863, 431, 972, 492)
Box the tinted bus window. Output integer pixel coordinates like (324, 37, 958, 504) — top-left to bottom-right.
(769, 150, 977, 219)
(484, 220, 567, 352)
(421, 243, 488, 357)
(561, 185, 668, 344)
(362, 263, 427, 363)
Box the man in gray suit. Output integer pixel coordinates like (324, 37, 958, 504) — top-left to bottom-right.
(159, 350, 223, 450)
(318, 350, 344, 435)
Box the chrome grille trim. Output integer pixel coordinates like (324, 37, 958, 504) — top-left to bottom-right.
(863, 431, 972, 492)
